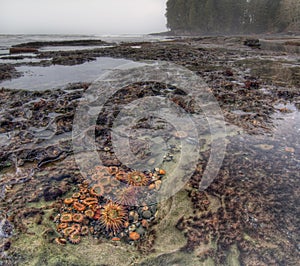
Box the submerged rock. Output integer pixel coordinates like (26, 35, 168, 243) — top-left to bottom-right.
(43, 186, 63, 202)
(244, 38, 261, 48)
(0, 217, 13, 238)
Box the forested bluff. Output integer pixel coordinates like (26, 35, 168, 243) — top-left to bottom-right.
(166, 0, 300, 34)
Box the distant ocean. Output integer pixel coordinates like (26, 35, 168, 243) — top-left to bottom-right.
(0, 34, 172, 90)
(0, 34, 170, 55)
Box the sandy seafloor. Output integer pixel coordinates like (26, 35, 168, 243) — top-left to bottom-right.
(0, 34, 299, 265)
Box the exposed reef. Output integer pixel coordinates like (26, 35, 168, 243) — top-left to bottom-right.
(0, 36, 299, 265)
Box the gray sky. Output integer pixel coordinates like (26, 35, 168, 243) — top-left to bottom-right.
(0, 0, 167, 34)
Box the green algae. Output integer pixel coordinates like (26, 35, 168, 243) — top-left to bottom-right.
(226, 245, 241, 266)
(8, 189, 196, 265)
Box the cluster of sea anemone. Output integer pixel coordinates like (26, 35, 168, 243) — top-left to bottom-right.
(54, 166, 166, 245)
(55, 182, 100, 244)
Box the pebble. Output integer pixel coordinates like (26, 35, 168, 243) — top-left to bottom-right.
(142, 210, 152, 219)
(165, 156, 173, 162)
(128, 211, 139, 223)
(147, 158, 156, 166)
(128, 224, 136, 232)
(285, 147, 295, 153)
(141, 219, 149, 228)
(148, 183, 155, 190)
(129, 231, 140, 241)
(136, 226, 145, 235)
(155, 180, 162, 190)
(152, 173, 159, 180)
(159, 169, 166, 175)
(150, 205, 157, 214)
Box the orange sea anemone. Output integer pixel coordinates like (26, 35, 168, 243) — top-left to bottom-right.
(126, 171, 149, 186)
(69, 232, 81, 244)
(60, 213, 73, 223)
(79, 188, 88, 194)
(55, 237, 67, 245)
(106, 185, 114, 194)
(173, 130, 188, 139)
(72, 192, 81, 199)
(91, 204, 101, 212)
(115, 171, 127, 182)
(97, 176, 111, 186)
(63, 227, 75, 237)
(90, 184, 105, 197)
(91, 172, 109, 182)
(57, 222, 68, 231)
(84, 209, 95, 219)
(72, 213, 84, 223)
(100, 202, 127, 234)
(73, 202, 86, 212)
(80, 226, 89, 236)
(94, 165, 109, 173)
(71, 223, 81, 232)
(108, 166, 119, 175)
(110, 178, 120, 187)
(115, 187, 137, 206)
(82, 179, 90, 187)
(82, 197, 98, 206)
(63, 198, 74, 205)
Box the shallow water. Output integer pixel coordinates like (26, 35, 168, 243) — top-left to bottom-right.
(0, 57, 134, 90)
(0, 34, 173, 55)
(38, 45, 115, 52)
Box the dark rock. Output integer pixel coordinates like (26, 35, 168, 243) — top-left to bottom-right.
(3, 241, 11, 251)
(43, 187, 63, 201)
(51, 174, 71, 181)
(9, 47, 38, 54)
(136, 226, 146, 235)
(244, 80, 260, 89)
(244, 39, 261, 48)
(0, 64, 21, 81)
(223, 69, 234, 76)
(13, 39, 109, 49)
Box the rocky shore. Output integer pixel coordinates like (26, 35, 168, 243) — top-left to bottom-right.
(0, 36, 299, 265)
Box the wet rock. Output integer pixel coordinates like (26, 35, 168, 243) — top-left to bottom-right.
(244, 39, 261, 48)
(0, 218, 14, 238)
(9, 47, 38, 54)
(136, 226, 146, 236)
(43, 186, 63, 201)
(0, 64, 21, 81)
(223, 69, 234, 76)
(51, 174, 71, 181)
(142, 210, 152, 219)
(3, 240, 11, 250)
(244, 80, 260, 89)
(13, 39, 110, 49)
(129, 231, 140, 241)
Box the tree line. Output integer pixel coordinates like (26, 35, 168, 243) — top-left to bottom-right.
(166, 0, 300, 34)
